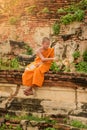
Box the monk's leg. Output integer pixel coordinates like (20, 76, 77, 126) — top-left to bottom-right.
(22, 70, 34, 86)
(22, 70, 34, 95)
(32, 67, 44, 87)
(24, 68, 44, 96)
(22, 67, 44, 95)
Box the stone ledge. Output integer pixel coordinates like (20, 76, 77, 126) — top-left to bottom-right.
(0, 85, 79, 114)
(0, 70, 87, 88)
(0, 85, 87, 119)
(0, 70, 87, 120)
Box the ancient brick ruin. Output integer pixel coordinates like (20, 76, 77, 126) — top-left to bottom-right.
(0, 70, 87, 124)
(0, 0, 87, 129)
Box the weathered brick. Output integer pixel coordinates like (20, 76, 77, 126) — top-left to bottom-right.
(0, 70, 87, 89)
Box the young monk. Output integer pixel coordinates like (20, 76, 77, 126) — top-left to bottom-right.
(22, 37, 55, 96)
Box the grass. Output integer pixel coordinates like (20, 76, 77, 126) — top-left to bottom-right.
(0, 124, 22, 130)
(45, 128, 57, 130)
(70, 120, 87, 129)
(4, 114, 57, 125)
(2, 114, 87, 129)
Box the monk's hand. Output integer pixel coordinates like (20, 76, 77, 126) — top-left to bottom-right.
(53, 57, 58, 61)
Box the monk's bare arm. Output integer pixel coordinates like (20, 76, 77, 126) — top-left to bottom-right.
(36, 49, 54, 62)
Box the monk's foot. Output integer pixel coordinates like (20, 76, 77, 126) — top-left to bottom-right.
(24, 91, 33, 96)
(24, 89, 33, 96)
(24, 87, 32, 93)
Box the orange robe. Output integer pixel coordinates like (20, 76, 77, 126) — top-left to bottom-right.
(22, 48, 54, 87)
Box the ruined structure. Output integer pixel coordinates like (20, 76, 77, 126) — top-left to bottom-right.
(0, 0, 87, 68)
(0, 70, 87, 126)
(0, 0, 87, 129)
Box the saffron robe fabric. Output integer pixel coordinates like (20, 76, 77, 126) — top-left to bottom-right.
(22, 48, 54, 87)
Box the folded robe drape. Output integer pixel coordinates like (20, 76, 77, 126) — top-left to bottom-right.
(22, 48, 54, 87)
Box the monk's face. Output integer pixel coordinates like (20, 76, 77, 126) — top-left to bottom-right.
(42, 41, 50, 49)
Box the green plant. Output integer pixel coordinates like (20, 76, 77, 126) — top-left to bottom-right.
(20, 115, 56, 124)
(0, 58, 2, 66)
(42, 7, 50, 13)
(63, 66, 70, 72)
(60, 13, 75, 25)
(63, 118, 67, 123)
(15, 125, 22, 130)
(60, 8, 84, 25)
(74, 9, 85, 21)
(24, 45, 33, 55)
(57, 8, 65, 13)
(83, 51, 87, 61)
(20, 115, 43, 122)
(9, 16, 19, 25)
(64, 5, 79, 13)
(45, 128, 56, 130)
(50, 62, 60, 72)
(5, 113, 11, 120)
(3, 114, 57, 126)
(52, 22, 60, 35)
(59, 0, 87, 15)
(70, 120, 87, 128)
(8, 124, 13, 129)
(73, 51, 80, 59)
(0, 124, 7, 130)
(0, 57, 20, 70)
(45, 118, 57, 125)
(75, 61, 87, 73)
(25, 5, 36, 14)
(78, 0, 87, 10)
(10, 58, 19, 69)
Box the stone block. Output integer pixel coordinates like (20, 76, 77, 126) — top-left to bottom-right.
(77, 88, 87, 105)
(27, 126, 38, 130)
(0, 84, 17, 97)
(18, 86, 76, 115)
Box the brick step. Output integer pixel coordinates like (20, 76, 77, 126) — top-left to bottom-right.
(0, 86, 87, 124)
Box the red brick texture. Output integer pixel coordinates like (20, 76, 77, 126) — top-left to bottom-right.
(0, 70, 87, 89)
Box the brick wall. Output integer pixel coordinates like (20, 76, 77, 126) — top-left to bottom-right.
(0, 70, 87, 88)
(28, 0, 82, 20)
(0, 0, 84, 49)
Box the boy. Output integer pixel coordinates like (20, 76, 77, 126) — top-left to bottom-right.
(22, 37, 55, 96)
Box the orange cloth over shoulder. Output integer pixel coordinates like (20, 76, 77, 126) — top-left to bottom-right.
(22, 48, 54, 87)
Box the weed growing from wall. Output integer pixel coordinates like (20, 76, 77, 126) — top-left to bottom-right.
(83, 51, 87, 61)
(75, 61, 87, 73)
(50, 62, 60, 72)
(41, 7, 50, 13)
(9, 17, 19, 25)
(52, 22, 60, 35)
(24, 45, 33, 55)
(25, 5, 36, 14)
(72, 51, 80, 59)
(10, 58, 19, 69)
